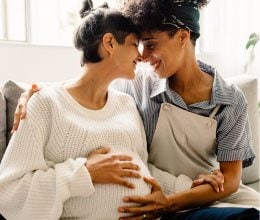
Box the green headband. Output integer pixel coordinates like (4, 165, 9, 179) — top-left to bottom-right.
(162, 1, 200, 34)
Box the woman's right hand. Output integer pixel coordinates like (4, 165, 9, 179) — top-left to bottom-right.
(86, 147, 141, 189)
(12, 84, 41, 133)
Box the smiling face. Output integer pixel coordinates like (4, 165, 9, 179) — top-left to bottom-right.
(113, 33, 141, 79)
(140, 30, 188, 78)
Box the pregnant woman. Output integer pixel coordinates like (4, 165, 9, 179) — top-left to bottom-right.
(0, 1, 151, 219)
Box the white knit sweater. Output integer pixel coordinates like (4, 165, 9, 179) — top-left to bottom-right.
(0, 84, 193, 220)
(0, 85, 153, 220)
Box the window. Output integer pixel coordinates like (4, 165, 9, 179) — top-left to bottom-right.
(0, 0, 26, 42)
(0, 0, 3, 39)
(0, 0, 122, 46)
(1, 0, 259, 50)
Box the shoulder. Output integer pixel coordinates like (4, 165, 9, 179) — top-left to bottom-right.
(212, 72, 247, 109)
(222, 81, 248, 110)
(109, 89, 141, 115)
(27, 84, 64, 114)
(216, 81, 249, 130)
(198, 60, 247, 108)
(231, 84, 247, 105)
(110, 89, 136, 104)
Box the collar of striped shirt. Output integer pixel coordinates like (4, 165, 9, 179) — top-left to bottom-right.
(149, 60, 238, 107)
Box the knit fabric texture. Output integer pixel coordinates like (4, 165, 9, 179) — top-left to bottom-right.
(0, 85, 152, 220)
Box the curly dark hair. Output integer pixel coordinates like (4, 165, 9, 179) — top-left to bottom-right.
(74, 0, 138, 65)
(123, 0, 210, 45)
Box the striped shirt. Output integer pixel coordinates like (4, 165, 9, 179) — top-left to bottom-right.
(111, 61, 255, 168)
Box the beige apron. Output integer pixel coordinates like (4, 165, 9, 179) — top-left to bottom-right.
(149, 102, 260, 208)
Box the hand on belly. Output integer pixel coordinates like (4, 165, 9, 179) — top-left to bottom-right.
(63, 155, 152, 219)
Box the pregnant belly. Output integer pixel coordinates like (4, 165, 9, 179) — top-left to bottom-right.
(62, 155, 151, 219)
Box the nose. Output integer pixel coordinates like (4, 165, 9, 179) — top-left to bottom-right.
(134, 51, 142, 63)
(141, 48, 151, 62)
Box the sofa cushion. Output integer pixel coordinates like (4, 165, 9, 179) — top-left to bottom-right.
(2, 80, 28, 144)
(226, 75, 259, 184)
(0, 89, 6, 162)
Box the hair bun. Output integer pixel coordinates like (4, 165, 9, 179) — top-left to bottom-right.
(79, 0, 93, 18)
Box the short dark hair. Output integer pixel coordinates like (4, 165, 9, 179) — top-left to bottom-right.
(74, 0, 138, 65)
(123, 0, 209, 45)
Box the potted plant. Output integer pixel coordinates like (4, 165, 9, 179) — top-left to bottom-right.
(244, 33, 259, 74)
(245, 33, 260, 111)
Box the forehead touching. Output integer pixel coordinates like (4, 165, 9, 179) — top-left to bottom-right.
(124, 33, 139, 42)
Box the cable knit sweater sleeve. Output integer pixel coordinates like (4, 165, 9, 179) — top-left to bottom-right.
(0, 91, 95, 220)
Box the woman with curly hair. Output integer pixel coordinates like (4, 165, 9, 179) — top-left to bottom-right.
(114, 0, 260, 219)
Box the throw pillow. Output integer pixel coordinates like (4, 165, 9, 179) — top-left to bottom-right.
(0, 89, 6, 162)
(2, 80, 29, 144)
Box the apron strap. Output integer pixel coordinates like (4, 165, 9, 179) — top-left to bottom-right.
(209, 104, 221, 118)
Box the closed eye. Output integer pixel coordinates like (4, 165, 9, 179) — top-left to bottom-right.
(143, 41, 156, 50)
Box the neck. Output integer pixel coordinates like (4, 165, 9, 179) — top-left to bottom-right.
(168, 59, 213, 105)
(169, 59, 203, 93)
(64, 63, 113, 109)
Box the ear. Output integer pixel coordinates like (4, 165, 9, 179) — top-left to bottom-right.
(102, 33, 116, 54)
(179, 29, 190, 47)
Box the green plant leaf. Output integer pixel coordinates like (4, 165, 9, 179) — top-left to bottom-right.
(246, 39, 257, 49)
(246, 33, 259, 50)
(249, 33, 258, 39)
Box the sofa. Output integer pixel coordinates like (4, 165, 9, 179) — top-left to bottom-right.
(0, 76, 259, 193)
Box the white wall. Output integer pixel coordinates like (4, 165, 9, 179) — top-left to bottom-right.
(197, 47, 260, 78)
(0, 43, 82, 85)
(0, 42, 259, 86)
(197, 52, 241, 78)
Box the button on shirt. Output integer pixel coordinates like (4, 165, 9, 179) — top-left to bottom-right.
(111, 61, 255, 168)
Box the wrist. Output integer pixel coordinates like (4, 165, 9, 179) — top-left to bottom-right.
(166, 190, 193, 212)
(164, 194, 178, 212)
(85, 161, 96, 183)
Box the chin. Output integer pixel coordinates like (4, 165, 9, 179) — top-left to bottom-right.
(124, 73, 135, 80)
(154, 70, 166, 79)
(156, 68, 174, 79)
(128, 74, 135, 80)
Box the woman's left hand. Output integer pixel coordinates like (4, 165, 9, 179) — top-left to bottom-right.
(118, 177, 170, 220)
(191, 169, 224, 192)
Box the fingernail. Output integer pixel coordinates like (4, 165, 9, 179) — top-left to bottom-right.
(221, 187, 224, 192)
(118, 207, 124, 212)
(216, 188, 219, 192)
